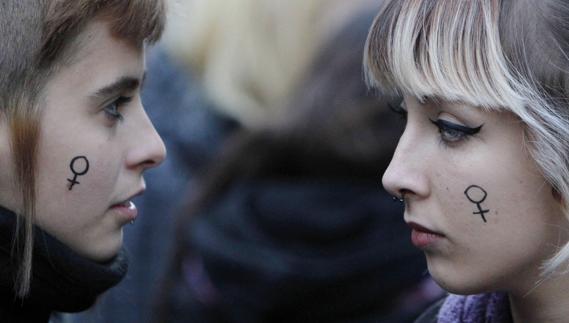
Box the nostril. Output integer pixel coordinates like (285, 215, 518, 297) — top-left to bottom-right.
(146, 139, 166, 168)
(399, 189, 412, 200)
(142, 159, 157, 168)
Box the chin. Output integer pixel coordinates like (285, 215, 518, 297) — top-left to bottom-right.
(427, 257, 492, 295)
(78, 231, 123, 263)
(432, 276, 488, 295)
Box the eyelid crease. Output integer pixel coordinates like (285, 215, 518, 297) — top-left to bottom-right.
(103, 96, 133, 122)
(430, 118, 483, 135)
(90, 76, 142, 104)
(96, 96, 128, 113)
(114, 96, 133, 105)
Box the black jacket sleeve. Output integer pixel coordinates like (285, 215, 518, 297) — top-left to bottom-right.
(414, 297, 446, 323)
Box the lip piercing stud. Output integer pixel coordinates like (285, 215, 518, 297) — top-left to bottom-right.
(130, 220, 135, 225)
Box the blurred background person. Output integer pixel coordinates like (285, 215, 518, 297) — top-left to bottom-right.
(68, 0, 371, 322)
(151, 2, 443, 323)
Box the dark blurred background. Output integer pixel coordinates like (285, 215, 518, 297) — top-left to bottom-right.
(66, 1, 442, 322)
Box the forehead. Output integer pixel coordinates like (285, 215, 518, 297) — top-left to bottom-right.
(45, 19, 145, 96)
(70, 19, 144, 70)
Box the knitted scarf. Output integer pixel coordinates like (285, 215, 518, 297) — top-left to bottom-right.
(438, 293, 513, 323)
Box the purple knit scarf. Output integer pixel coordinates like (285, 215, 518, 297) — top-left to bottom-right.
(438, 292, 513, 323)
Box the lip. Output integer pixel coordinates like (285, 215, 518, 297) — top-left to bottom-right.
(407, 221, 445, 249)
(110, 189, 145, 223)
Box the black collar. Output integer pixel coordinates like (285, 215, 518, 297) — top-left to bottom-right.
(0, 205, 127, 315)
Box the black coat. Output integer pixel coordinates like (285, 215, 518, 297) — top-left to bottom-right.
(414, 298, 445, 323)
(0, 206, 127, 323)
(161, 177, 427, 323)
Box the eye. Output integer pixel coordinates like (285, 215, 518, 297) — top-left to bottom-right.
(104, 96, 132, 122)
(429, 118, 483, 144)
(388, 101, 407, 119)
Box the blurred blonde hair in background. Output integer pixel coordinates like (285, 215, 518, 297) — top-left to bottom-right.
(163, 0, 379, 128)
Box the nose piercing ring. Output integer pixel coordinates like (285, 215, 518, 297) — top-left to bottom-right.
(392, 196, 404, 203)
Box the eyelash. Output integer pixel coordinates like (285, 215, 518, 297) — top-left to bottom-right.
(388, 102, 483, 145)
(388, 102, 407, 119)
(429, 118, 483, 144)
(104, 96, 132, 122)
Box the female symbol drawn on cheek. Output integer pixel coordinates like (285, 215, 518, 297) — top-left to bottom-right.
(464, 185, 490, 223)
(67, 156, 90, 191)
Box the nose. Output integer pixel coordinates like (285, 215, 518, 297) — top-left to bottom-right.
(126, 110, 166, 171)
(382, 127, 430, 200)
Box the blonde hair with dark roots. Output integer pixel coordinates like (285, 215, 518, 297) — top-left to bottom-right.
(365, 0, 569, 276)
(0, 0, 166, 297)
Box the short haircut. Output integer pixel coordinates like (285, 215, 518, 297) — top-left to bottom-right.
(0, 0, 166, 297)
(365, 0, 569, 275)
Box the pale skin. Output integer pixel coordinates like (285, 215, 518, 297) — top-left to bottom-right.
(0, 19, 165, 262)
(383, 96, 569, 322)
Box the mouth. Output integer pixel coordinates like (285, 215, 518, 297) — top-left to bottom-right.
(111, 200, 136, 209)
(407, 221, 445, 249)
(110, 189, 145, 223)
(111, 189, 144, 207)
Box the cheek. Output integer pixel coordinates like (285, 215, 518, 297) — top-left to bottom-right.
(438, 137, 554, 230)
(431, 157, 565, 292)
(34, 145, 120, 237)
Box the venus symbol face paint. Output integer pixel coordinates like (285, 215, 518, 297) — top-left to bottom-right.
(67, 156, 90, 191)
(464, 185, 489, 223)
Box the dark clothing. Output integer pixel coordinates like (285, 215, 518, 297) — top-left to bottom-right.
(414, 298, 444, 323)
(0, 206, 127, 323)
(161, 179, 428, 323)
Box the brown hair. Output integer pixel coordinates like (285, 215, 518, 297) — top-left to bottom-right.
(0, 0, 166, 297)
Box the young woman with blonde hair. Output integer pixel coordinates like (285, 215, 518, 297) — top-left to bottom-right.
(365, 1, 569, 322)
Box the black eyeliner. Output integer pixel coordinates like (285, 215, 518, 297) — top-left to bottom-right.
(429, 119, 483, 135)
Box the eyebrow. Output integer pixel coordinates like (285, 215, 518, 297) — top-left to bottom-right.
(91, 73, 146, 100)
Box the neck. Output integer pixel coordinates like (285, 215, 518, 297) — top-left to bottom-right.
(509, 271, 569, 323)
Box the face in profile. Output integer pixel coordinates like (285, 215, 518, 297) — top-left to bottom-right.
(0, 19, 166, 262)
(382, 96, 568, 295)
